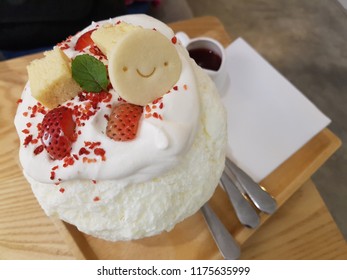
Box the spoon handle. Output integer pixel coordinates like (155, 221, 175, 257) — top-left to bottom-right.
(201, 203, 241, 260)
(220, 171, 260, 228)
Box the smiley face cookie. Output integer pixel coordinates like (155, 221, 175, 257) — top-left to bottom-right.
(108, 28, 182, 106)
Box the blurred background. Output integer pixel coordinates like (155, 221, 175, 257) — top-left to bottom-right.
(1, 0, 346, 237)
(175, 0, 347, 240)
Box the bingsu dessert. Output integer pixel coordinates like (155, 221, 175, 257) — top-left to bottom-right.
(14, 14, 227, 241)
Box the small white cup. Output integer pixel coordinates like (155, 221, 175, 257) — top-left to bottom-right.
(176, 31, 229, 95)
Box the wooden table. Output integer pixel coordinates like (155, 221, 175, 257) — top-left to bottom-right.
(0, 16, 344, 260)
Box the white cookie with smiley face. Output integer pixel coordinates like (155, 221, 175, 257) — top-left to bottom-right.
(108, 28, 182, 106)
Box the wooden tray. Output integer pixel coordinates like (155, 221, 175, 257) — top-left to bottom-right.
(0, 16, 341, 260)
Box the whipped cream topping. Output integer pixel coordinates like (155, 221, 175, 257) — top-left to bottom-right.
(15, 14, 200, 185)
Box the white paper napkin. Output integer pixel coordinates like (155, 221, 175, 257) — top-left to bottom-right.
(223, 38, 331, 183)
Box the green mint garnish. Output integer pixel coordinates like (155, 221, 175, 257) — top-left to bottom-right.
(71, 54, 108, 93)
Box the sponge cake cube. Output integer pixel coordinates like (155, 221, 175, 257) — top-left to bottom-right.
(91, 22, 140, 57)
(27, 47, 81, 108)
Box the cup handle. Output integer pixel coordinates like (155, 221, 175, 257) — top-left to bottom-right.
(175, 31, 190, 47)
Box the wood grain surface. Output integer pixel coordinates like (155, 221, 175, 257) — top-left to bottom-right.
(241, 180, 347, 260)
(0, 16, 342, 260)
(0, 54, 74, 259)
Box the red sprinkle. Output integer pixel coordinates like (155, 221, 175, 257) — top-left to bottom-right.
(59, 188, 65, 193)
(23, 135, 33, 147)
(107, 83, 113, 91)
(33, 145, 44, 155)
(31, 105, 38, 115)
(26, 122, 32, 128)
(89, 141, 101, 149)
(58, 43, 69, 50)
(84, 141, 92, 147)
(23, 112, 28, 117)
(159, 102, 164, 109)
(94, 148, 106, 161)
(152, 97, 162, 104)
(93, 196, 100, 202)
(89, 45, 106, 59)
(183, 84, 188, 90)
(52, 165, 59, 171)
(17, 99, 23, 104)
(92, 180, 97, 184)
(22, 129, 30, 134)
(63, 156, 75, 168)
(79, 147, 90, 155)
(171, 36, 177, 44)
(173, 86, 178, 91)
(50, 171, 55, 180)
(94, 148, 105, 156)
(82, 157, 97, 163)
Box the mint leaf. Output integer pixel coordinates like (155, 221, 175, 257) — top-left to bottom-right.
(71, 54, 108, 93)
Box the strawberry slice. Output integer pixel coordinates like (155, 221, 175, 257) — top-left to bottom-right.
(40, 107, 76, 160)
(106, 103, 143, 141)
(75, 29, 96, 51)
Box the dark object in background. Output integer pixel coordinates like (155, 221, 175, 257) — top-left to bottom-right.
(0, 0, 126, 51)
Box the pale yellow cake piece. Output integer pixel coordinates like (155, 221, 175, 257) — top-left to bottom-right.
(91, 22, 141, 57)
(27, 48, 81, 108)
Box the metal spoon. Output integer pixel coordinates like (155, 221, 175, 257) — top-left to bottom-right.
(201, 203, 241, 260)
(220, 169, 260, 228)
(225, 157, 277, 214)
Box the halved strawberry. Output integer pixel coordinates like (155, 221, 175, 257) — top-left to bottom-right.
(75, 29, 96, 51)
(40, 107, 76, 160)
(106, 103, 143, 141)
